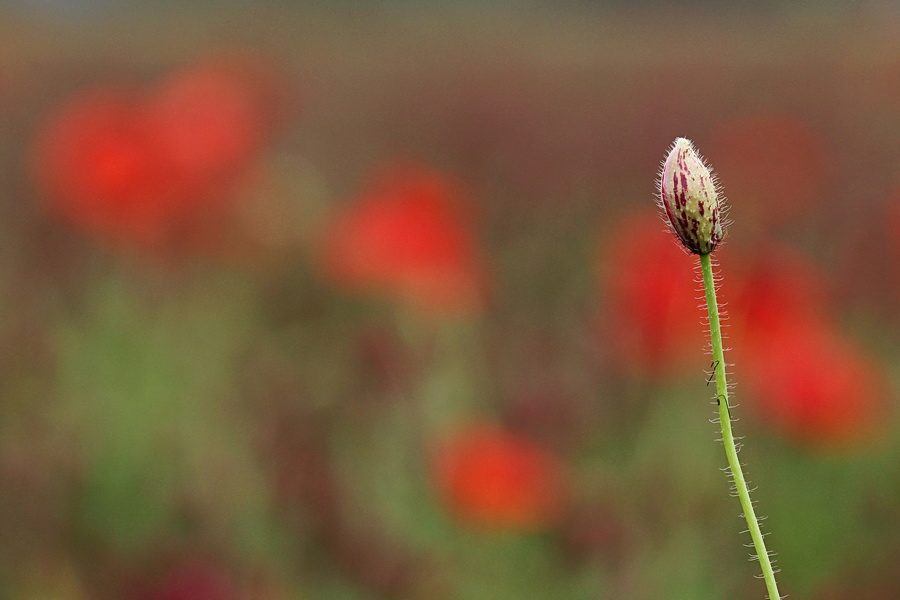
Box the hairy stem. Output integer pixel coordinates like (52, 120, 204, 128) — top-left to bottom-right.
(699, 252, 780, 600)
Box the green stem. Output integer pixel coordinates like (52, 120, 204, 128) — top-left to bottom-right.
(699, 252, 781, 600)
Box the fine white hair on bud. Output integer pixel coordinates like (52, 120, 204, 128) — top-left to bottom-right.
(658, 137, 724, 255)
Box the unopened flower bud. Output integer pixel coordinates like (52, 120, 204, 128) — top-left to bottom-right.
(659, 138, 723, 254)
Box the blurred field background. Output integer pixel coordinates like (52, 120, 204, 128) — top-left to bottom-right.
(1, 2, 899, 599)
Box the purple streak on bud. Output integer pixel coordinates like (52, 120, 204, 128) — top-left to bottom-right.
(659, 138, 724, 254)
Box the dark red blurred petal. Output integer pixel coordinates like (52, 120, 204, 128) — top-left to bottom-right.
(133, 561, 237, 600)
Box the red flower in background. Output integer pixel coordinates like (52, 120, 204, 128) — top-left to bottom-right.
(33, 88, 187, 248)
(708, 114, 829, 225)
(597, 210, 706, 377)
(598, 213, 889, 449)
(729, 246, 888, 449)
(32, 55, 285, 252)
(434, 423, 565, 530)
(147, 56, 283, 194)
(320, 164, 486, 316)
(729, 243, 831, 343)
(739, 322, 886, 449)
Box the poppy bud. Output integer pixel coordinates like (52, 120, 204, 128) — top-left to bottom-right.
(659, 137, 724, 254)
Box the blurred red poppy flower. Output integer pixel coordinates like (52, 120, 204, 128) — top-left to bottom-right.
(32, 56, 285, 253)
(597, 210, 706, 377)
(434, 423, 565, 530)
(146, 57, 280, 195)
(320, 164, 486, 316)
(728, 242, 831, 345)
(708, 114, 829, 225)
(32, 87, 191, 248)
(725, 244, 887, 448)
(740, 322, 886, 449)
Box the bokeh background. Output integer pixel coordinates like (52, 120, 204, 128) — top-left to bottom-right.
(1, 2, 899, 599)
